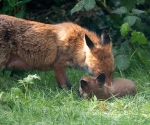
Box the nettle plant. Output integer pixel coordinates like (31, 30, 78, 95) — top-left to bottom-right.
(10, 74, 41, 99)
(18, 74, 41, 98)
(71, 0, 150, 70)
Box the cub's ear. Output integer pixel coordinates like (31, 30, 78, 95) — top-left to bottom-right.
(80, 79, 90, 92)
(100, 30, 111, 45)
(96, 72, 106, 86)
(85, 34, 94, 49)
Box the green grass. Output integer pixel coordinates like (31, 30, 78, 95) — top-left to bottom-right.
(0, 63, 150, 125)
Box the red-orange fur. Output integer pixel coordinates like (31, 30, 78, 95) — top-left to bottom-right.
(0, 15, 114, 88)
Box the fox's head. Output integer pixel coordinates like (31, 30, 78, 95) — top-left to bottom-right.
(78, 73, 106, 99)
(83, 30, 114, 86)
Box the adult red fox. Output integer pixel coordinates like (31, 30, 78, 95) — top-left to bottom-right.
(78, 73, 137, 99)
(0, 15, 114, 88)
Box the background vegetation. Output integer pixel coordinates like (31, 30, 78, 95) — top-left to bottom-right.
(0, 0, 150, 125)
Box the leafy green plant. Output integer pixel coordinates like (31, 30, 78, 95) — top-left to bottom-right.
(114, 4, 149, 69)
(18, 74, 41, 98)
(115, 6, 148, 45)
(0, 0, 31, 17)
(71, 0, 96, 14)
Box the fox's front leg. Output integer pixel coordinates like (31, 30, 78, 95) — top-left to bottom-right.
(53, 64, 72, 89)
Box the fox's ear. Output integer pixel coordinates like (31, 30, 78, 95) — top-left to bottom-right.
(85, 34, 94, 49)
(100, 30, 111, 45)
(96, 72, 105, 86)
(80, 79, 90, 92)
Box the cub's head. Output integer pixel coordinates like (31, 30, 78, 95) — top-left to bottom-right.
(78, 73, 106, 99)
(83, 30, 114, 86)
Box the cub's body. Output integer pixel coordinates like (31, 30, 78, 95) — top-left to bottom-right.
(0, 15, 114, 88)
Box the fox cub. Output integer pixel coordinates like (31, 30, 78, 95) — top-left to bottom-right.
(78, 73, 137, 99)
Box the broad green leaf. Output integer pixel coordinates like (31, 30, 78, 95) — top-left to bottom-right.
(131, 31, 148, 44)
(84, 0, 96, 11)
(120, 41, 129, 53)
(121, 0, 136, 11)
(112, 48, 118, 56)
(71, 0, 96, 14)
(71, 0, 84, 15)
(8, 0, 16, 7)
(138, 34, 147, 44)
(123, 16, 137, 26)
(115, 55, 130, 70)
(134, 17, 142, 29)
(132, 9, 146, 15)
(16, 10, 25, 18)
(120, 23, 130, 36)
(131, 31, 140, 43)
(112, 6, 127, 14)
